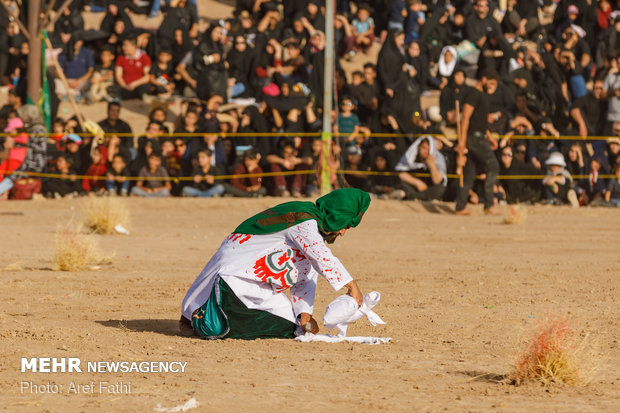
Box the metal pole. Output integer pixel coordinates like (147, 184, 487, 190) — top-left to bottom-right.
(27, 0, 42, 105)
(320, 0, 335, 195)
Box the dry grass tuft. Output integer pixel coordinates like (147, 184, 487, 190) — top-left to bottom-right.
(511, 319, 598, 386)
(503, 205, 527, 225)
(53, 224, 100, 271)
(84, 197, 130, 234)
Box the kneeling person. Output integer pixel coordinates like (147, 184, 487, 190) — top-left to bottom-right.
(180, 188, 370, 339)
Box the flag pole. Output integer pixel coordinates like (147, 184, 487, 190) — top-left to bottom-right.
(320, 0, 335, 195)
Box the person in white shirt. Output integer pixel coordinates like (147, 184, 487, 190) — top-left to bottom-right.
(180, 188, 371, 339)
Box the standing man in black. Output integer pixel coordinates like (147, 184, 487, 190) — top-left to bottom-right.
(455, 70, 500, 215)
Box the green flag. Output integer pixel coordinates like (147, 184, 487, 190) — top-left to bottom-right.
(40, 30, 52, 130)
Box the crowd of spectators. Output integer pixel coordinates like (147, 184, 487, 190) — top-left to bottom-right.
(1, 0, 620, 206)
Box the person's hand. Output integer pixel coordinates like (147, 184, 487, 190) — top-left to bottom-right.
(345, 280, 363, 307)
(299, 312, 319, 334)
(455, 144, 468, 157)
(415, 180, 428, 192)
(205, 175, 215, 185)
(426, 153, 435, 167)
(126, 82, 136, 91)
(531, 157, 541, 170)
(211, 53, 221, 63)
(386, 88, 394, 98)
(193, 175, 202, 183)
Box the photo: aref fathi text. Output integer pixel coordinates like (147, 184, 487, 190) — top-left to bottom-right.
(20, 357, 188, 373)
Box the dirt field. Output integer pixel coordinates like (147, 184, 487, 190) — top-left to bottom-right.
(0, 198, 619, 412)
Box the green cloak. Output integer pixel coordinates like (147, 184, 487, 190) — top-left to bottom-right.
(234, 188, 371, 235)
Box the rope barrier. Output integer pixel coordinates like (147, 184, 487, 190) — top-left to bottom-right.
(2, 169, 616, 182)
(0, 131, 618, 140)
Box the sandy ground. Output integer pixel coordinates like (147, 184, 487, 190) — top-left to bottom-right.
(0, 198, 619, 412)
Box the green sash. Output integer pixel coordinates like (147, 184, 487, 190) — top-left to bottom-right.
(192, 278, 297, 340)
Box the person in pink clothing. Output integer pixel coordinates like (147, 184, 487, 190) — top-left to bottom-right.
(0, 117, 29, 178)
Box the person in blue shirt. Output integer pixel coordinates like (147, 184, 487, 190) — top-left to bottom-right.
(56, 34, 94, 102)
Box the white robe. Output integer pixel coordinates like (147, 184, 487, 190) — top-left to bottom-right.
(181, 220, 353, 323)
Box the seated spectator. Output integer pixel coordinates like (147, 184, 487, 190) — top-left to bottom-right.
(395, 136, 447, 201)
(45, 155, 82, 198)
(98, 101, 134, 152)
(503, 0, 540, 40)
(148, 47, 175, 98)
(352, 3, 375, 54)
(604, 162, 620, 206)
(106, 154, 130, 196)
(99, 2, 133, 36)
(498, 145, 542, 204)
(109, 36, 152, 101)
(182, 149, 225, 198)
(225, 148, 267, 197)
(542, 152, 579, 207)
(367, 150, 405, 200)
(88, 46, 116, 104)
(55, 34, 94, 102)
(0, 117, 28, 183)
(581, 156, 609, 205)
(131, 152, 171, 197)
(193, 25, 228, 101)
(61, 133, 84, 174)
(226, 35, 257, 98)
(82, 146, 107, 195)
(266, 140, 305, 197)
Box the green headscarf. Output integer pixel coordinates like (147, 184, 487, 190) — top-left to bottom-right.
(234, 188, 371, 235)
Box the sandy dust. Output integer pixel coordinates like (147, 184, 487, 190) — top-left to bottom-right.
(0, 198, 618, 412)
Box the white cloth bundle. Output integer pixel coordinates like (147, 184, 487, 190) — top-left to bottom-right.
(295, 334, 391, 345)
(322, 291, 386, 336)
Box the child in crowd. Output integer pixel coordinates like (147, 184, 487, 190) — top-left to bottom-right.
(352, 4, 375, 54)
(542, 152, 579, 207)
(182, 149, 225, 198)
(581, 156, 608, 205)
(131, 152, 171, 197)
(343, 145, 368, 190)
(148, 47, 175, 98)
(405, 0, 425, 43)
(88, 46, 116, 103)
(106, 154, 130, 196)
(62, 134, 84, 174)
(226, 148, 267, 197)
(45, 155, 82, 198)
(337, 95, 360, 147)
(82, 146, 107, 194)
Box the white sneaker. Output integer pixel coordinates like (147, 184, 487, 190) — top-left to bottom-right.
(389, 189, 406, 200)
